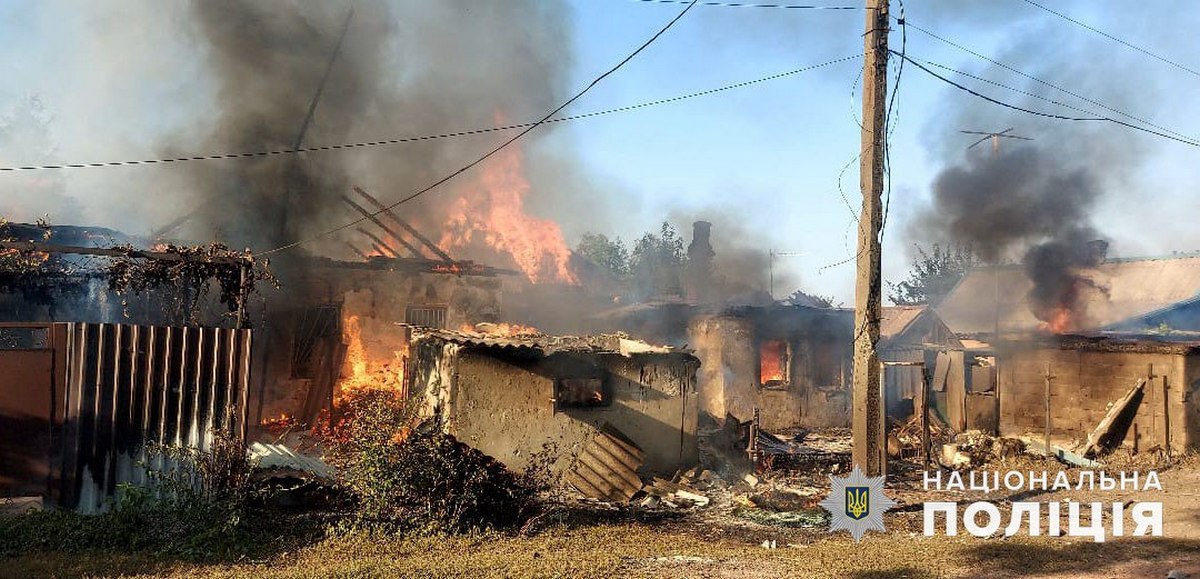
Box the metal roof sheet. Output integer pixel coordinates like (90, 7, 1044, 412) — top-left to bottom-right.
(880, 306, 927, 340)
(408, 327, 691, 357)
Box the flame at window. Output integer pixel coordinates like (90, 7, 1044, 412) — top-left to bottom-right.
(760, 339, 789, 385)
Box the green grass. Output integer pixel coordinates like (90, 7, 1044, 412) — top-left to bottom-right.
(6, 517, 1198, 579)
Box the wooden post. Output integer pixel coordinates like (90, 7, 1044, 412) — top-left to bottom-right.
(851, 0, 889, 477)
(1162, 373, 1171, 457)
(235, 262, 249, 330)
(1147, 363, 1159, 449)
(920, 364, 930, 466)
(1043, 362, 1053, 455)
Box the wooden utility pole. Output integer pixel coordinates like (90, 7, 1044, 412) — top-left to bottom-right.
(851, 0, 889, 477)
(1043, 363, 1054, 456)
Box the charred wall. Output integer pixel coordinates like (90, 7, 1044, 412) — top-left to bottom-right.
(257, 268, 501, 423)
(412, 346, 699, 476)
(686, 306, 854, 431)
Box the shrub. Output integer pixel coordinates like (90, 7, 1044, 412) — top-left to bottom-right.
(0, 430, 261, 561)
(322, 388, 548, 534)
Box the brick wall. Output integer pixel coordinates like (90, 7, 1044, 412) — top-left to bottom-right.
(998, 346, 1196, 452)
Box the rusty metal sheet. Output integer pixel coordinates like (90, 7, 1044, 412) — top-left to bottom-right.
(567, 425, 645, 503)
(0, 348, 55, 496)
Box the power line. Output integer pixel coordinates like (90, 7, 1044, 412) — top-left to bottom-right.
(878, 0, 904, 237)
(256, 0, 701, 257)
(0, 54, 862, 174)
(896, 51, 1200, 149)
(628, 0, 861, 9)
(1019, 0, 1200, 79)
(899, 19, 1191, 143)
(917, 57, 1200, 145)
(624, 0, 1200, 142)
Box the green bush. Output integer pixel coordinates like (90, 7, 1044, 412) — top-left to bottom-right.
(0, 430, 261, 560)
(322, 388, 548, 534)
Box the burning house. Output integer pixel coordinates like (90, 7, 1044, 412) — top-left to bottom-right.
(255, 253, 510, 426)
(404, 327, 700, 476)
(938, 252, 1200, 340)
(590, 223, 966, 433)
(929, 252, 1200, 449)
(687, 306, 852, 431)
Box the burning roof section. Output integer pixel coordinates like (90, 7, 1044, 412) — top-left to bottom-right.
(408, 326, 692, 358)
(937, 254, 1200, 336)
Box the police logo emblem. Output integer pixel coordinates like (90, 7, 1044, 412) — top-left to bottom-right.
(845, 486, 869, 520)
(819, 465, 895, 542)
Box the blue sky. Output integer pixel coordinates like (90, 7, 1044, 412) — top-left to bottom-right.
(1, 1, 1199, 303)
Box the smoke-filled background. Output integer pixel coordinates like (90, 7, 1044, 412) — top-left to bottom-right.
(1, 1, 1199, 303)
(174, 0, 577, 254)
(898, 2, 1198, 325)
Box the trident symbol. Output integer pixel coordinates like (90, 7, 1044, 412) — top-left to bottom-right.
(846, 487, 869, 520)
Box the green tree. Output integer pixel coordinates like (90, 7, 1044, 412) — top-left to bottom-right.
(888, 243, 981, 305)
(574, 232, 630, 278)
(630, 222, 686, 299)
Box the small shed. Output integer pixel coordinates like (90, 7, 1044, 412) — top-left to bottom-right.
(405, 328, 700, 477)
(879, 306, 968, 421)
(997, 334, 1200, 453)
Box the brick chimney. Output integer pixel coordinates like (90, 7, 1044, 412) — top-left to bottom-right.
(685, 221, 715, 302)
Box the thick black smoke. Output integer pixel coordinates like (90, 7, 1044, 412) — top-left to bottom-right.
(922, 146, 1099, 263)
(172, 0, 573, 255)
(916, 145, 1109, 327)
(904, 5, 1170, 328)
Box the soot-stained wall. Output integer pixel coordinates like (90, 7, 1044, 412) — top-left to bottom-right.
(411, 343, 699, 476)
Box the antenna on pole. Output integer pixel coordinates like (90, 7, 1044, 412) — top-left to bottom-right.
(960, 128, 1033, 156)
(769, 250, 805, 299)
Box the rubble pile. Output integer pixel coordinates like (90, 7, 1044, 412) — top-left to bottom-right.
(937, 430, 1028, 469)
(890, 413, 948, 458)
(639, 468, 714, 508)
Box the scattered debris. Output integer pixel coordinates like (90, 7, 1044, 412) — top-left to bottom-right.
(642, 472, 709, 508)
(697, 412, 755, 481)
(1020, 436, 1103, 469)
(753, 427, 850, 471)
(941, 443, 971, 468)
(249, 442, 336, 481)
(891, 412, 948, 458)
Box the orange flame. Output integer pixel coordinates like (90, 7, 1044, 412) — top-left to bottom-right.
(759, 340, 788, 384)
(438, 139, 577, 285)
(1042, 308, 1073, 334)
(336, 315, 406, 406)
(261, 413, 295, 431)
(0, 248, 49, 266)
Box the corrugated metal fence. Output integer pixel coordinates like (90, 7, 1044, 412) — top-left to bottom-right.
(0, 323, 252, 512)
